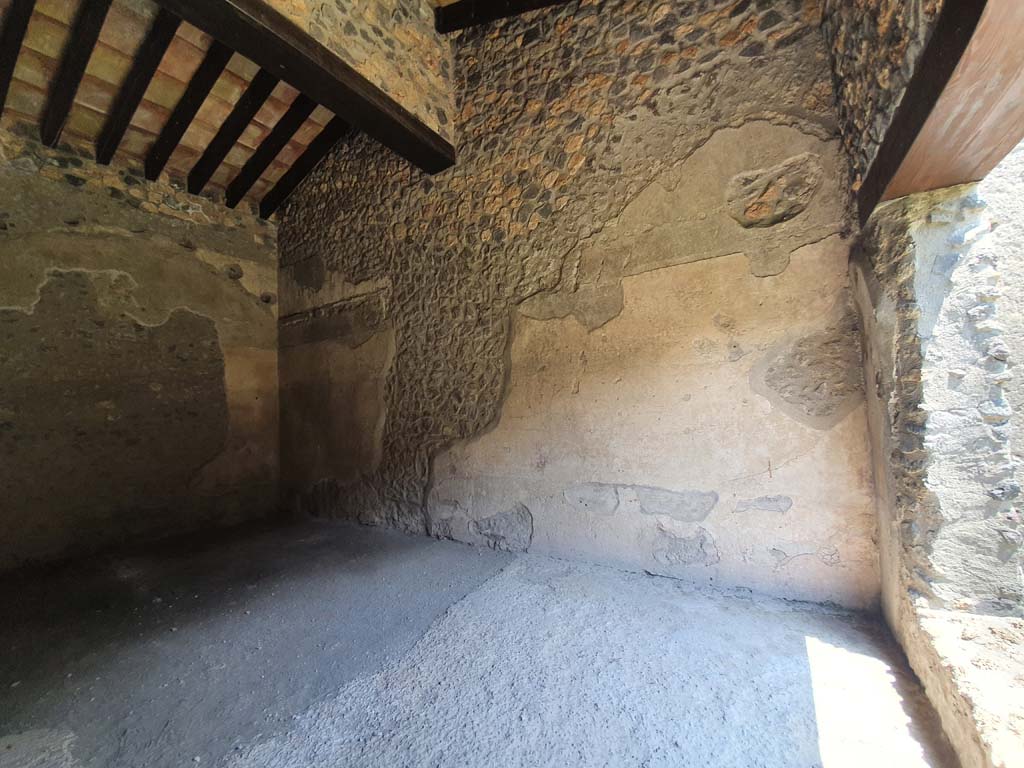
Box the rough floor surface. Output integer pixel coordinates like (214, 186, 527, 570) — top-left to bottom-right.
(0, 522, 955, 768)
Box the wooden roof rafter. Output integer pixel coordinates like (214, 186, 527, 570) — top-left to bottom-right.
(0, 0, 454, 218)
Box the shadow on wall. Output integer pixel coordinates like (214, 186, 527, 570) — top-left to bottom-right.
(0, 269, 230, 567)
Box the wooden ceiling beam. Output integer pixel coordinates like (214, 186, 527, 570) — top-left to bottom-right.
(96, 8, 181, 165)
(0, 0, 35, 118)
(188, 67, 277, 194)
(39, 0, 112, 147)
(225, 91, 314, 208)
(144, 39, 232, 181)
(435, 0, 573, 33)
(150, 0, 454, 174)
(260, 115, 350, 218)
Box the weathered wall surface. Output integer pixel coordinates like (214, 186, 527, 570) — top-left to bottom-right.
(985, 141, 1024, 489)
(262, 0, 454, 144)
(851, 181, 1023, 768)
(278, 0, 880, 607)
(0, 128, 279, 570)
(821, 0, 945, 189)
(852, 186, 1020, 615)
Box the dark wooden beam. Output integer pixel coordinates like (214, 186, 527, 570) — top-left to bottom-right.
(39, 0, 112, 147)
(188, 67, 277, 194)
(259, 115, 350, 218)
(879, 0, 1024, 209)
(150, 0, 454, 174)
(144, 40, 232, 181)
(435, 0, 573, 33)
(857, 0, 987, 224)
(225, 92, 315, 208)
(0, 0, 35, 118)
(96, 8, 181, 165)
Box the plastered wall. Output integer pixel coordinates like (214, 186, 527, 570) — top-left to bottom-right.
(0, 127, 280, 570)
(278, 0, 880, 608)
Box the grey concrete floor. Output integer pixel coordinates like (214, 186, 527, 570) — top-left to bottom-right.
(0, 521, 957, 768)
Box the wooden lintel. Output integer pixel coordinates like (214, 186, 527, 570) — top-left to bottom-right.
(151, 0, 455, 175)
(858, 0, 1024, 223)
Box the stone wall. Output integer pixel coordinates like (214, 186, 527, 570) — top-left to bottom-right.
(0, 126, 279, 571)
(278, 0, 880, 607)
(851, 185, 1020, 616)
(986, 141, 1024, 496)
(850, 179, 1023, 768)
(821, 0, 945, 190)
(262, 0, 454, 145)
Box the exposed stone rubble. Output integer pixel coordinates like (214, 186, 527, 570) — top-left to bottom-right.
(821, 0, 946, 190)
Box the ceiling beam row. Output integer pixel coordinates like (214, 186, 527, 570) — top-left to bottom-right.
(0, 0, 449, 218)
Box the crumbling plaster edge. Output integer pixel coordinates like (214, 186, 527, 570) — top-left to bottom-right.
(851, 182, 1021, 768)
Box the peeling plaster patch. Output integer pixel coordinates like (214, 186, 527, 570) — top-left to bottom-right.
(288, 255, 326, 292)
(653, 525, 720, 567)
(748, 248, 793, 278)
(427, 499, 534, 553)
(564, 483, 620, 517)
(751, 297, 864, 429)
(735, 495, 793, 514)
(632, 486, 718, 522)
(518, 282, 624, 332)
(0, 270, 229, 568)
(769, 544, 841, 569)
(513, 127, 846, 332)
(472, 503, 534, 553)
(565, 484, 717, 522)
(726, 152, 823, 228)
(819, 546, 841, 566)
